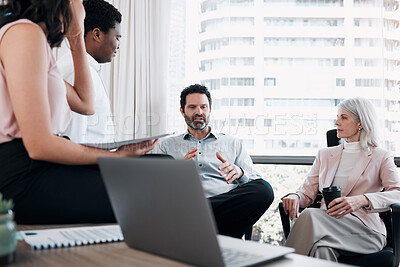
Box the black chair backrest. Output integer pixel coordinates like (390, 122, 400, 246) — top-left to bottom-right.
(316, 128, 340, 208)
(326, 129, 340, 147)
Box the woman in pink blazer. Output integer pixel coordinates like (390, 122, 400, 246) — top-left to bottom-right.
(282, 97, 400, 261)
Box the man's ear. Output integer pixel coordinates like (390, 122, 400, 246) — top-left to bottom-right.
(92, 28, 102, 42)
(180, 107, 184, 117)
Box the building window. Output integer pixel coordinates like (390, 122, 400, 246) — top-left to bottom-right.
(230, 98, 255, 106)
(354, 38, 381, 47)
(355, 58, 380, 67)
(264, 98, 341, 107)
(336, 78, 345, 87)
(230, 57, 255, 66)
(231, 0, 254, 6)
(230, 78, 254, 86)
(264, 78, 276, 86)
(230, 118, 255, 127)
(355, 79, 381, 87)
(201, 79, 220, 90)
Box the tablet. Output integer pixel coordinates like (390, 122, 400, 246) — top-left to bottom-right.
(82, 132, 174, 150)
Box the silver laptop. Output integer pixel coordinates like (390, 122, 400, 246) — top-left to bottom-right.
(98, 157, 293, 267)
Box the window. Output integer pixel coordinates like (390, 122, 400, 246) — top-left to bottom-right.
(354, 18, 380, 28)
(265, 18, 343, 27)
(355, 79, 381, 87)
(264, 38, 344, 47)
(264, 98, 341, 107)
(230, 118, 255, 127)
(200, 58, 229, 71)
(354, 38, 381, 47)
(264, 58, 344, 67)
(355, 58, 380, 67)
(264, 78, 276, 86)
(231, 0, 254, 6)
(167, 0, 400, 158)
(201, 79, 220, 90)
(230, 98, 255, 106)
(230, 78, 254, 86)
(166, 0, 400, 246)
(230, 57, 255, 66)
(336, 78, 345, 87)
(290, 0, 343, 7)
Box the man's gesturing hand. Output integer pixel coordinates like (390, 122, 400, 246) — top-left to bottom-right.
(216, 152, 243, 184)
(184, 147, 198, 160)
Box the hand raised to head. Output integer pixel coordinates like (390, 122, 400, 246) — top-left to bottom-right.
(66, 0, 85, 38)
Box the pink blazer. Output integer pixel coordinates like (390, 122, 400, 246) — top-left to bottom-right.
(296, 143, 400, 236)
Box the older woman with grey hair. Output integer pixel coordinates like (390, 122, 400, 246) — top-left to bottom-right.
(282, 97, 400, 261)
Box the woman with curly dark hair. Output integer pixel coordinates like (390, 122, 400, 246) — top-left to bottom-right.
(0, 0, 156, 224)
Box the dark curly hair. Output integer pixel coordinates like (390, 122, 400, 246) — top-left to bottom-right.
(180, 84, 212, 112)
(0, 0, 71, 48)
(83, 0, 121, 36)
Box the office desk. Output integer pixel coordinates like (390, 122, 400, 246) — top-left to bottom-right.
(12, 225, 351, 267)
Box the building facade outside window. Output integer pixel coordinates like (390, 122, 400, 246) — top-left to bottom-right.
(168, 0, 400, 157)
(167, 0, 400, 242)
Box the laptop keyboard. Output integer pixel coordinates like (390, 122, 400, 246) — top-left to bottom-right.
(221, 247, 265, 266)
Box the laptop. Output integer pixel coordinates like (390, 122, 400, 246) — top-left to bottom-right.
(98, 157, 294, 267)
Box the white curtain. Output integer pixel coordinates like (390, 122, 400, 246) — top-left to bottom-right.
(57, 0, 171, 141)
(102, 0, 171, 141)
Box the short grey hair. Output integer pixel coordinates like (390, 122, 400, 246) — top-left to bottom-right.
(337, 97, 379, 149)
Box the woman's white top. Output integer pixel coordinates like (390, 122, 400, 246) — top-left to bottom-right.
(332, 141, 362, 191)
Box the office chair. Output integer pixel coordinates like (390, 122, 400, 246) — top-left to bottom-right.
(278, 129, 400, 267)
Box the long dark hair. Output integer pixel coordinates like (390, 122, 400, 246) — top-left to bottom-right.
(0, 0, 71, 48)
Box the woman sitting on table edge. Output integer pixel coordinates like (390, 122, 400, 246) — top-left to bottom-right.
(0, 0, 156, 224)
(282, 97, 400, 261)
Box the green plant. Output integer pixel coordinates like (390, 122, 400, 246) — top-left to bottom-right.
(0, 193, 14, 214)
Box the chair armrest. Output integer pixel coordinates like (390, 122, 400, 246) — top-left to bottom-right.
(278, 202, 291, 239)
(392, 203, 400, 267)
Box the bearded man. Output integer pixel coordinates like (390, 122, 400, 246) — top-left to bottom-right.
(153, 84, 274, 239)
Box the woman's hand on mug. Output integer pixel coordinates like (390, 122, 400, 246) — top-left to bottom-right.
(282, 194, 300, 221)
(327, 195, 369, 219)
(66, 0, 85, 38)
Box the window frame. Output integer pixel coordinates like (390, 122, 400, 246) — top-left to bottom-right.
(251, 155, 400, 167)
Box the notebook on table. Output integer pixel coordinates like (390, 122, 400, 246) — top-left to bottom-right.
(98, 157, 294, 267)
(20, 225, 123, 249)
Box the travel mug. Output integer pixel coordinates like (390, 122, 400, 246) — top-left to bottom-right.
(322, 186, 341, 209)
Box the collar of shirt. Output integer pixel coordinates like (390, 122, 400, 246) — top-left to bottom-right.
(183, 129, 218, 142)
(87, 52, 101, 73)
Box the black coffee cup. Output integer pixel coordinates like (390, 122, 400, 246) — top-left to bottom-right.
(322, 186, 341, 209)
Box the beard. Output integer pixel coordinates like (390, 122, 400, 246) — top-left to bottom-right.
(184, 113, 209, 131)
